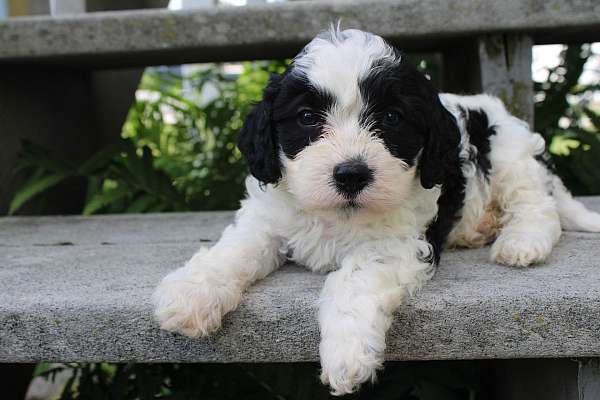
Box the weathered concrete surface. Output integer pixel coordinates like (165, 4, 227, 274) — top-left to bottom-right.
(1, 198, 600, 363)
(0, 0, 599, 67)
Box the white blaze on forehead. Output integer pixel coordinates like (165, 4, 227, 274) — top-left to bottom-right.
(293, 28, 399, 109)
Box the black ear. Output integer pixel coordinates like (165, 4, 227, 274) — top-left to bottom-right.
(419, 93, 461, 189)
(237, 74, 283, 185)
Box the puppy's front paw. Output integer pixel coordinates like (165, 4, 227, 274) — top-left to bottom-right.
(319, 337, 383, 396)
(153, 262, 242, 337)
(491, 233, 552, 267)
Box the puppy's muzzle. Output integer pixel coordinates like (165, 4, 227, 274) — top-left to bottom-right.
(333, 160, 374, 198)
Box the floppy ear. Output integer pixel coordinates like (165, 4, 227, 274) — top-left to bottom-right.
(237, 74, 283, 185)
(418, 92, 461, 189)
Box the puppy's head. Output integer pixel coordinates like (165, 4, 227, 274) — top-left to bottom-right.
(238, 28, 459, 213)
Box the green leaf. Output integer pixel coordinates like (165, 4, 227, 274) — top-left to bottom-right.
(8, 170, 71, 215)
(582, 108, 600, 131)
(82, 185, 130, 215)
(126, 194, 158, 213)
(77, 143, 123, 176)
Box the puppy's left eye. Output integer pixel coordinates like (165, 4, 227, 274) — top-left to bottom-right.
(298, 109, 319, 127)
(383, 110, 402, 126)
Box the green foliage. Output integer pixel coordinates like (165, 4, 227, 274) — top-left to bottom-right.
(535, 43, 600, 195)
(120, 63, 284, 210)
(10, 140, 188, 215)
(9, 61, 286, 215)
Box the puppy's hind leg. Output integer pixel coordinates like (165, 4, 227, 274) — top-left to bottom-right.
(153, 198, 284, 337)
(491, 159, 561, 267)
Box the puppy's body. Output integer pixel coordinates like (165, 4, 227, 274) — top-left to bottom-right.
(154, 28, 600, 395)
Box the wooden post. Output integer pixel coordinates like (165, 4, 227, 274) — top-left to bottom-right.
(480, 358, 600, 400)
(579, 359, 600, 399)
(1, 363, 35, 400)
(478, 34, 534, 125)
(442, 34, 534, 126)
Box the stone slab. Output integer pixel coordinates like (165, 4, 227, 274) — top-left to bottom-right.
(0, 0, 599, 67)
(1, 198, 600, 363)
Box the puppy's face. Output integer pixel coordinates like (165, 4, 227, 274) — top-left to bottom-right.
(238, 29, 458, 214)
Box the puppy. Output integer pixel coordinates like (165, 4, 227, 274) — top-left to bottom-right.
(153, 28, 600, 395)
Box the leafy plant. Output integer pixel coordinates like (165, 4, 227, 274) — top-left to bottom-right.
(9, 61, 286, 215)
(10, 140, 187, 215)
(534, 43, 600, 195)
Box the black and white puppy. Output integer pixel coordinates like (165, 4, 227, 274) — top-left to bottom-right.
(154, 28, 600, 395)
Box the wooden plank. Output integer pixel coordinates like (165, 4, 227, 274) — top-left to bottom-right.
(478, 34, 534, 125)
(0, 0, 598, 67)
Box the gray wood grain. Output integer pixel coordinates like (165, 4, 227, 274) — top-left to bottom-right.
(0, 0, 599, 67)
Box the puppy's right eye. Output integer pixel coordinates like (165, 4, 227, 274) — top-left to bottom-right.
(298, 110, 319, 127)
(383, 109, 402, 126)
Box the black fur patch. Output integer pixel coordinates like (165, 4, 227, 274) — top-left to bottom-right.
(237, 74, 284, 184)
(424, 109, 466, 266)
(272, 73, 334, 159)
(425, 166, 466, 265)
(358, 61, 430, 167)
(359, 59, 465, 265)
(464, 107, 496, 177)
(237, 69, 334, 183)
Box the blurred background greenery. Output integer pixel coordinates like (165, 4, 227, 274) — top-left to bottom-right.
(9, 61, 286, 215)
(11, 44, 600, 399)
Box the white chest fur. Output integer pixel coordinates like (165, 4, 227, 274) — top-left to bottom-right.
(248, 179, 441, 272)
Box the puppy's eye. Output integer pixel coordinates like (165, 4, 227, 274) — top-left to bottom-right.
(298, 109, 319, 127)
(383, 110, 402, 126)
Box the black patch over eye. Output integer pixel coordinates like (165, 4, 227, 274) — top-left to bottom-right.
(298, 109, 319, 127)
(383, 109, 402, 126)
(272, 72, 333, 159)
(359, 62, 427, 167)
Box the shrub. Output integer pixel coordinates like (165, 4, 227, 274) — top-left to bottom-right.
(9, 61, 286, 215)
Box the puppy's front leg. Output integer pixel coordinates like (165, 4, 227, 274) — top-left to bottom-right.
(318, 244, 433, 395)
(153, 199, 284, 337)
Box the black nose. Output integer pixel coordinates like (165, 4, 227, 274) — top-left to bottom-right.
(333, 160, 373, 197)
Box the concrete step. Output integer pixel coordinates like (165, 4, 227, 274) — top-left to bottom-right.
(1, 197, 600, 363)
(0, 0, 599, 67)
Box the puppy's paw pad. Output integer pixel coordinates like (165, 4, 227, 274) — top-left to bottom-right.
(153, 268, 241, 337)
(491, 233, 551, 267)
